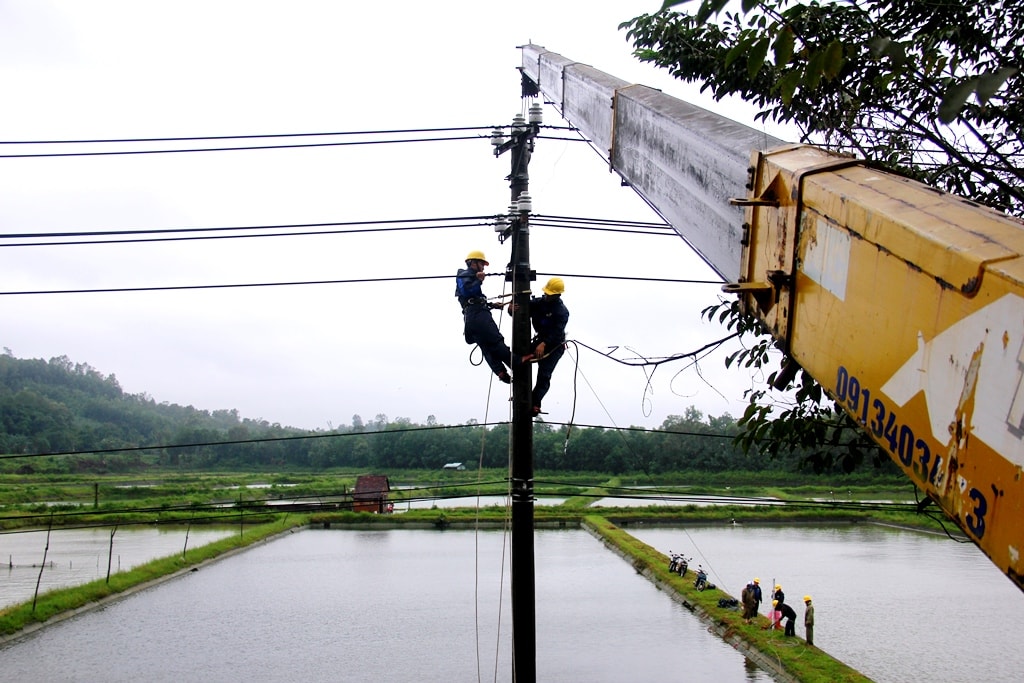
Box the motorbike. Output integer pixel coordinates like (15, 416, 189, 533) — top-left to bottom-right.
(693, 567, 715, 591)
(667, 552, 690, 576)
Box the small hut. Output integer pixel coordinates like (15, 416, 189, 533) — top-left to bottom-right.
(352, 475, 391, 513)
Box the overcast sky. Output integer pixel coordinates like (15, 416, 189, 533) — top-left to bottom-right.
(0, 1, 792, 432)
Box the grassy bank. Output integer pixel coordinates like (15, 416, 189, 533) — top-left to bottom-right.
(584, 516, 873, 683)
(0, 515, 307, 638)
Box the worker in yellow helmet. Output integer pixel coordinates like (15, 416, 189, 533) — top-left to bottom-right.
(518, 276, 569, 416)
(455, 250, 523, 383)
(803, 595, 814, 646)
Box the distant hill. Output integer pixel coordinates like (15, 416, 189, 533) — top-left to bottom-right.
(0, 353, 307, 473)
(0, 353, 898, 478)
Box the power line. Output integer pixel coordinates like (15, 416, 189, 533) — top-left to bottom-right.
(0, 135, 495, 159)
(0, 216, 671, 245)
(0, 271, 722, 296)
(0, 215, 498, 240)
(0, 125, 585, 159)
(0, 420, 753, 462)
(0, 274, 455, 296)
(0, 422, 511, 460)
(0, 214, 677, 248)
(0, 125, 579, 146)
(0, 218, 498, 248)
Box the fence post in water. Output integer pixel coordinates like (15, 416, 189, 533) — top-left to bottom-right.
(183, 514, 193, 560)
(32, 512, 54, 612)
(106, 525, 118, 584)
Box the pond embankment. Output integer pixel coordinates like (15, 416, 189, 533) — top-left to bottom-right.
(582, 516, 873, 683)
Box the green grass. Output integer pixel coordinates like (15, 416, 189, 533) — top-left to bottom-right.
(0, 516, 307, 637)
(583, 516, 872, 683)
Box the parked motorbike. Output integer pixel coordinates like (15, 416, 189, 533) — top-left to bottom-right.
(693, 567, 715, 591)
(667, 552, 690, 576)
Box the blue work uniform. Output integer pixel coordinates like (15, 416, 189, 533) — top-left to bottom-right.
(529, 293, 569, 411)
(455, 267, 514, 379)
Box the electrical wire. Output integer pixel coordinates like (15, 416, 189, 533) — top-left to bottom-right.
(0, 135, 498, 159)
(0, 124, 580, 146)
(0, 215, 500, 247)
(0, 214, 684, 249)
(0, 272, 725, 297)
(0, 125, 585, 159)
(0, 422, 511, 461)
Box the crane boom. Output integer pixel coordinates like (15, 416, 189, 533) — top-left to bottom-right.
(521, 45, 1024, 591)
(520, 44, 783, 280)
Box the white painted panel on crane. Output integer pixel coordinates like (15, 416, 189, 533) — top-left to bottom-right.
(802, 218, 850, 301)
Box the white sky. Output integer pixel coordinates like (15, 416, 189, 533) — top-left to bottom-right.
(0, 1, 791, 431)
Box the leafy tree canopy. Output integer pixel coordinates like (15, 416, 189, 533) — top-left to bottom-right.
(621, 1, 1023, 473)
(622, 0, 1023, 215)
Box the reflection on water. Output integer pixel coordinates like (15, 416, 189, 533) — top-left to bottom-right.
(0, 529, 773, 682)
(0, 526, 236, 609)
(591, 494, 784, 508)
(629, 524, 1024, 683)
(397, 494, 565, 510)
(5, 523, 1019, 682)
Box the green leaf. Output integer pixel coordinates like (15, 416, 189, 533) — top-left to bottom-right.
(777, 70, 800, 104)
(976, 67, 1017, 104)
(747, 37, 770, 79)
(938, 77, 978, 123)
(660, 0, 696, 11)
(741, 0, 759, 12)
(822, 40, 845, 80)
(724, 37, 749, 69)
(803, 49, 825, 90)
(694, 0, 729, 24)
(773, 28, 794, 67)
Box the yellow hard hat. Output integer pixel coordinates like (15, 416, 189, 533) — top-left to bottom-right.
(753, 578, 760, 584)
(772, 599, 778, 606)
(542, 277, 564, 295)
(804, 595, 812, 602)
(465, 250, 489, 265)
(775, 584, 782, 590)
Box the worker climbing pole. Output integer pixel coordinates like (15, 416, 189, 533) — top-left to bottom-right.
(491, 95, 543, 681)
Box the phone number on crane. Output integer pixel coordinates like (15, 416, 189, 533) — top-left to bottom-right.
(835, 365, 988, 540)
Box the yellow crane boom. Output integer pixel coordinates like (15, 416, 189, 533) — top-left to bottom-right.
(521, 45, 1024, 591)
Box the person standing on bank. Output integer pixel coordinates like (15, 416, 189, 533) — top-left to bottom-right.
(772, 584, 786, 629)
(804, 595, 815, 646)
(775, 599, 797, 637)
(751, 577, 763, 615)
(522, 277, 569, 416)
(455, 250, 524, 383)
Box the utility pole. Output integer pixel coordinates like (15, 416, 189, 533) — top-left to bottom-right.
(492, 98, 542, 682)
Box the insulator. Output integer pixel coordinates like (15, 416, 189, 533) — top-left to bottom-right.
(512, 113, 527, 132)
(490, 126, 506, 147)
(528, 103, 543, 124)
(517, 192, 533, 213)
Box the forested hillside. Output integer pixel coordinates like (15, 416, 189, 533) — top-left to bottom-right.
(0, 352, 890, 476)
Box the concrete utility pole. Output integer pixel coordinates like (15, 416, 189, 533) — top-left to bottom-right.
(492, 98, 542, 683)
